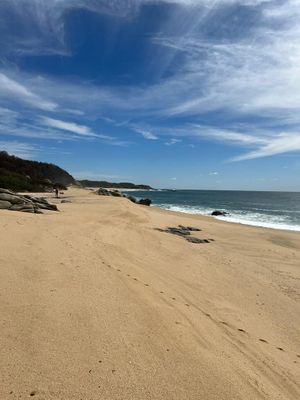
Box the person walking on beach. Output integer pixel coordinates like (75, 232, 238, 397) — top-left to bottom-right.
(55, 188, 59, 198)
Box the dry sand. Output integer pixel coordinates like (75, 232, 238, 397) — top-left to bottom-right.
(0, 187, 299, 399)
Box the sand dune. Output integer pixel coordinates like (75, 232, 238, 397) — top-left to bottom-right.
(0, 188, 299, 399)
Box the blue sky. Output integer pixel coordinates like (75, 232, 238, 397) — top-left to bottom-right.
(0, 0, 300, 190)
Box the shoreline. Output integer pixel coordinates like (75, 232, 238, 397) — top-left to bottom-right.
(155, 205, 300, 233)
(1, 187, 299, 399)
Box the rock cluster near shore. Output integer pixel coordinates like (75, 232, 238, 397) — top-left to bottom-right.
(0, 188, 58, 213)
(211, 210, 228, 216)
(156, 225, 214, 244)
(96, 188, 152, 206)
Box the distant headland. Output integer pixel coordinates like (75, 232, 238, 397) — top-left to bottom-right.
(0, 151, 152, 192)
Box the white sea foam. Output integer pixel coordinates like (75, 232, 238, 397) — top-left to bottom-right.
(157, 204, 300, 232)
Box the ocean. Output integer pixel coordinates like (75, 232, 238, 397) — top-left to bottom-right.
(123, 190, 300, 232)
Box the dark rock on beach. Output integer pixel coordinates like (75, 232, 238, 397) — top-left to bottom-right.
(178, 225, 201, 232)
(211, 210, 228, 216)
(96, 188, 112, 196)
(110, 190, 124, 197)
(96, 187, 151, 206)
(156, 225, 212, 244)
(127, 196, 137, 203)
(186, 237, 210, 244)
(138, 198, 152, 206)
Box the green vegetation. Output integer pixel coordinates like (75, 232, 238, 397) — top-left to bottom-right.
(0, 151, 75, 192)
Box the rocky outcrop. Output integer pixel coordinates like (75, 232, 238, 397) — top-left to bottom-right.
(96, 188, 126, 197)
(0, 188, 58, 213)
(96, 188, 152, 206)
(211, 210, 228, 216)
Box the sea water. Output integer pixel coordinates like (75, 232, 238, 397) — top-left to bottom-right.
(123, 190, 300, 232)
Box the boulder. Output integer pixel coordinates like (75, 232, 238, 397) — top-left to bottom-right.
(211, 210, 228, 216)
(96, 188, 112, 196)
(0, 200, 12, 209)
(0, 193, 28, 204)
(138, 198, 152, 206)
(34, 202, 58, 211)
(110, 190, 123, 197)
(9, 204, 35, 212)
(0, 188, 58, 213)
(127, 195, 137, 203)
(0, 188, 16, 195)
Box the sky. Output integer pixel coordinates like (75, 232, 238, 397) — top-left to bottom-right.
(0, 0, 300, 190)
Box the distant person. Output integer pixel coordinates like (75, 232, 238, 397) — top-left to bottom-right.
(55, 188, 59, 198)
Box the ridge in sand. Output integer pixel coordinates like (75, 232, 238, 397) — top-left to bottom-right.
(0, 188, 299, 399)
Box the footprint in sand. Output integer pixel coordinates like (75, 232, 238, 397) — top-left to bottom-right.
(30, 391, 36, 397)
(160, 291, 164, 294)
(259, 338, 268, 343)
(238, 328, 246, 333)
(144, 284, 150, 287)
(277, 347, 284, 351)
(220, 321, 229, 326)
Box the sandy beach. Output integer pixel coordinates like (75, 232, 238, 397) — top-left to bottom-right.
(0, 187, 299, 400)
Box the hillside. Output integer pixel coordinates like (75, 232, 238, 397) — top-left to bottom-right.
(79, 180, 153, 190)
(0, 151, 75, 191)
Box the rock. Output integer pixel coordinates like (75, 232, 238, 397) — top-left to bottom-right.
(0, 193, 28, 204)
(186, 237, 210, 244)
(0, 200, 12, 209)
(156, 225, 212, 244)
(138, 198, 152, 206)
(178, 225, 201, 232)
(0, 188, 16, 195)
(0, 188, 58, 213)
(34, 202, 58, 211)
(127, 195, 137, 203)
(9, 204, 35, 212)
(167, 227, 191, 236)
(61, 200, 72, 203)
(96, 188, 112, 196)
(156, 226, 191, 237)
(211, 210, 228, 216)
(110, 190, 123, 197)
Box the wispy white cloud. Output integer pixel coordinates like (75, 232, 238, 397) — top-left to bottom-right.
(1, 0, 300, 162)
(42, 117, 98, 137)
(73, 171, 123, 180)
(165, 138, 182, 146)
(0, 140, 39, 159)
(134, 127, 158, 140)
(231, 132, 300, 161)
(0, 73, 57, 111)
